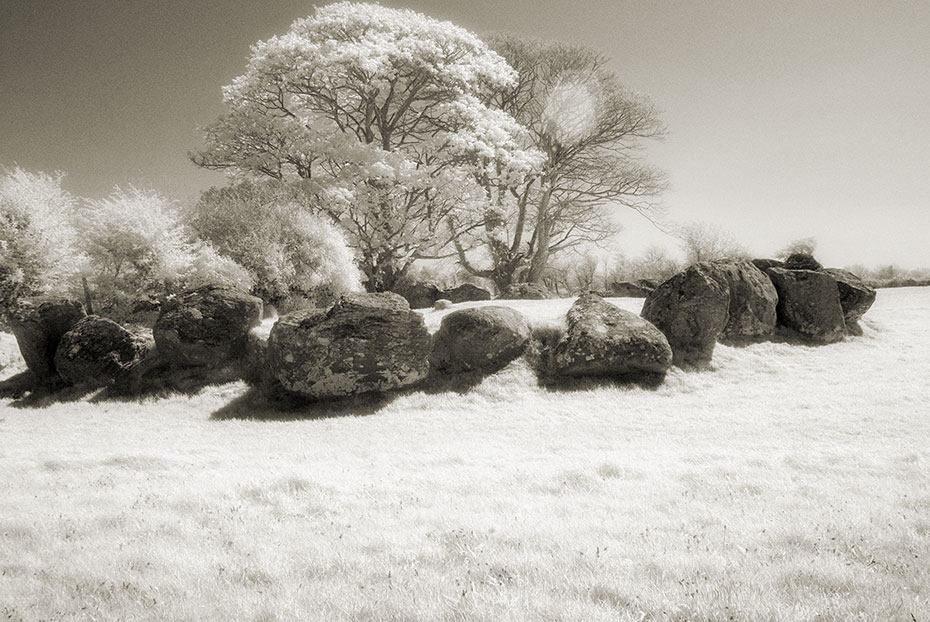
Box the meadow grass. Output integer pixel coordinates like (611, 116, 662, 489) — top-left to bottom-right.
(1, 289, 929, 621)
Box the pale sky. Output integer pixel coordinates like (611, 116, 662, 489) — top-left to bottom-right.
(2, 0, 928, 268)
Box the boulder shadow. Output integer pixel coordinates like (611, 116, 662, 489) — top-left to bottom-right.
(209, 385, 396, 421)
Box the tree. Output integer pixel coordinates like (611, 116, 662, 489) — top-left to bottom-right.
(0, 167, 80, 312)
(454, 35, 667, 290)
(188, 182, 362, 309)
(775, 236, 817, 259)
(192, 2, 537, 292)
(675, 221, 749, 265)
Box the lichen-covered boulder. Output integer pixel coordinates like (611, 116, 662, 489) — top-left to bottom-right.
(550, 293, 671, 379)
(783, 253, 823, 271)
(267, 293, 431, 400)
(824, 268, 876, 336)
(708, 260, 778, 342)
(501, 283, 554, 300)
(751, 258, 785, 273)
(430, 306, 530, 374)
(641, 263, 730, 366)
(7, 297, 86, 381)
(153, 285, 263, 367)
(54, 316, 154, 387)
(766, 268, 846, 343)
(392, 281, 442, 309)
(441, 283, 492, 303)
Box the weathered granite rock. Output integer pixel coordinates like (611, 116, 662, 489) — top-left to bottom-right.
(641, 263, 730, 366)
(430, 306, 530, 374)
(551, 293, 672, 378)
(824, 268, 876, 336)
(7, 297, 86, 381)
(501, 282, 555, 300)
(441, 283, 492, 303)
(708, 260, 778, 341)
(766, 268, 846, 343)
(153, 285, 263, 367)
(267, 293, 431, 399)
(54, 316, 154, 387)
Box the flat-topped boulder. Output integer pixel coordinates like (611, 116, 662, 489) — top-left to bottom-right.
(824, 268, 876, 336)
(708, 260, 778, 342)
(7, 297, 86, 382)
(550, 293, 671, 379)
(766, 268, 846, 343)
(501, 282, 554, 300)
(641, 263, 730, 367)
(153, 285, 263, 368)
(267, 292, 431, 400)
(441, 283, 492, 303)
(430, 306, 530, 374)
(54, 316, 154, 387)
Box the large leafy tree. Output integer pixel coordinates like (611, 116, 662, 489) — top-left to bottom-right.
(456, 35, 667, 289)
(192, 2, 538, 291)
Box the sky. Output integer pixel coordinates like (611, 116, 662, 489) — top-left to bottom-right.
(2, 0, 928, 269)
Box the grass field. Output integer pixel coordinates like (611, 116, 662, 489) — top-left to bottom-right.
(2, 288, 929, 621)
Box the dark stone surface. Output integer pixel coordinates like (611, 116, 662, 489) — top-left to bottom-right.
(751, 258, 785, 273)
(824, 268, 876, 335)
(441, 283, 492, 303)
(430, 306, 530, 374)
(783, 253, 823, 271)
(767, 268, 846, 343)
(708, 260, 778, 342)
(54, 316, 154, 387)
(550, 293, 671, 378)
(7, 297, 86, 381)
(153, 285, 263, 367)
(501, 282, 555, 300)
(392, 281, 442, 309)
(641, 263, 730, 367)
(267, 293, 431, 400)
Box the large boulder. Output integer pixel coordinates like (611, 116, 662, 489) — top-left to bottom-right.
(708, 260, 778, 342)
(766, 268, 846, 343)
(607, 281, 653, 298)
(783, 253, 823, 271)
(430, 306, 530, 374)
(441, 283, 492, 303)
(501, 282, 554, 300)
(751, 258, 785, 273)
(392, 281, 442, 309)
(267, 293, 431, 400)
(550, 293, 671, 379)
(7, 297, 86, 382)
(54, 316, 154, 387)
(641, 263, 730, 367)
(824, 268, 876, 336)
(153, 285, 263, 368)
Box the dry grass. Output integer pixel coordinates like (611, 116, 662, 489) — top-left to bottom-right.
(2, 289, 929, 621)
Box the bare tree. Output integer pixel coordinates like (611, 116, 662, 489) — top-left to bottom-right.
(455, 35, 667, 290)
(775, 236, 818, 259)
(675, 222, 749, 265)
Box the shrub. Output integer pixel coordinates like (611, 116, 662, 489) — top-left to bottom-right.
(0, 167, 80, 313)
(187, 182, 362, 309)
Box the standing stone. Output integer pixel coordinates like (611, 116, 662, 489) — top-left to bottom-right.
(7, 297, 86, 382)
(824, 268, 877, 336)
(54, 316, 154, 387)
(550, 293, 671, 378)
(641, 263, 730, 367)
(708, 260, 778, 342)
(153, 285, 263, 367)
(267, 293, 431, 399)
(766, 268, 846, 343)
(430, 306, 530, 374)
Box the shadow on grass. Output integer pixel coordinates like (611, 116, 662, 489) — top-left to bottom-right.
(534, 370, 667, 393)
(209, 385, 397, 421)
